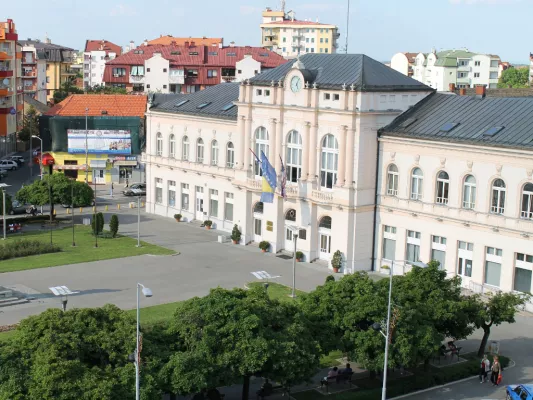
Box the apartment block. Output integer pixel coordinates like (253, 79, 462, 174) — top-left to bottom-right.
(83, 40, 122, 88)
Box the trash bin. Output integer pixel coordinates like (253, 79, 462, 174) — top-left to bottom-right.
(83, 218, 91, 226)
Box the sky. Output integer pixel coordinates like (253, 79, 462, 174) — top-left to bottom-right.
(3, 0, 531, 63)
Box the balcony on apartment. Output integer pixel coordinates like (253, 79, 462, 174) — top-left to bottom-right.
(0, 60, 13, 78)
(23, 83, 37, 92)
(61, 67, 77, 76)
(22, 55, 36, 64)
(0, 81, 13, 96)
(221, 68, 236, 82)
(0, 47, 13, 60)
(21, 68, 36, 78)
(0, 96, 14, 109)
(169, 69, 185, 84)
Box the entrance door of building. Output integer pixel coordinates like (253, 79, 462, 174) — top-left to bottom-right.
(196, 186, 204, 221)
(93, 169, 105, 184)
(254, 218, 262, 243)
(319, 233, 331, 260)
(285, 226, 296, 252)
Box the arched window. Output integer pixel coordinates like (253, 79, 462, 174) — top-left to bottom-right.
(226, 142, 235, 168)
(254, 127, 269, 176)
(253, 202, 264, 214)
(521, 183, 533, 220)
(320, 134, 338, 189)
(156, 132, 163, 156)
(411, 168, 423, 200)
(182, 136, 189, 160)
(491, 179, 506, 214)
(436, 171, 449, 205)
(386, 164, 399, 196)
(319, 216, 332, 230)
(196, 138, 204, 163)
(169, 134, 176, 158)
(286, 130, 302, 183)
(462, 175, 476, 209)
(285, 209, 296, 222)
(211, 140, 219, 166)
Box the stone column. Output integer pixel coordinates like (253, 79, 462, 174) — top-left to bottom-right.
(236, 116, 245, 169)
(269, 118, 277, 166)
(275, 119, 283, 172)
(345, 127, 356, 187)
(243, 117, 252, 172)
(336, 125, 347, 187)
(309, 124, 318, 182)
(301, 122, 310, 180)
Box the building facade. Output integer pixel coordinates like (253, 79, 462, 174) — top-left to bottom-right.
(21, 44, 47, 104)
(260, 7, 340, 58)
(408, 49, 501, 91)
(390, 52, 418, 77)
(103, 43, 286, 94)
(529, 53, 533, 85)
(19, 38, 75, 102)
(0, 19, 22, 153)
(42, 94, 147, 184)
(83, 40, 122, 89)
(147, 36, 223, 47)
(376, 87, 533, 311)
(144, 54, 431, 271)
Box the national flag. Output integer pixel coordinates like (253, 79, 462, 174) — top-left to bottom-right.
(260, 151, 276, 203)
(279, 155, 287, 199)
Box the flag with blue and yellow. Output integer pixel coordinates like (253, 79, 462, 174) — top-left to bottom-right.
(250, 149, 277, 203)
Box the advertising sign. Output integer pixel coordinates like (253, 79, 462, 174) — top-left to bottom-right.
(67, 130, 132, 155)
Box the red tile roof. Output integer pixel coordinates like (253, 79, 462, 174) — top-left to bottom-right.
(45, 94, 147, 118)
(148, 36, 223, 47)
(107, 44, 285, 68)
(85, 40, 122, 55)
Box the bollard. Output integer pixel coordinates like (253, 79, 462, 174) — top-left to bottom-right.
(80, 207, 83, 213)
(141, 202, 144, 207)
(105, 205, 108, 211)
(117, 204, 120, 210)
(130, 202, 133, 209)
(53, 209, 57, 216)
(93, 206, 96, 212)
(66, 208, 70, 215)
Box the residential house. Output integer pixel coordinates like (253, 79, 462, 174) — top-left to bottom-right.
(83, 40, 122, 88)
(390, 52, 418, 77)
(147, 36, 223, 47)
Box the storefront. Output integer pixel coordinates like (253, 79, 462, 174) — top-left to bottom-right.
(109, 155, 144, 184)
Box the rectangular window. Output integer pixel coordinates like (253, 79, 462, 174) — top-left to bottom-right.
(155, 178, 163, 204)
(256, 89, 262, 96)
(406, 243, 420, 263)
(474, 72, 480, 78)
(475, 61, 481, 66)
(458, 258, 473, 277)
(224, 192, 234, 221)
(514, 267, 532, 293)
(383, 238, 396, 261)
(324, 93, 331, 100)
(431, 249, 446, 268)
(181, 183, 189, 211)
(380, 95, 386, 103)
(264, 89, 270, 96)
(384, 226, 396, 234)
(333, 94, 340, 101)
(325, 48, 328, 53)
(389, 95, 395, 102)
(207, 69, 218, 78)
(485, 261, 501, 287)
(168, 180, 176, 207)
(210, 189, 218, 218)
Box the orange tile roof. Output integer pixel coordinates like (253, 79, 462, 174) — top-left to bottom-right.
(148, 36, 223, 47)
(85, 39, 122, 55)
(46, 94, 147, 118)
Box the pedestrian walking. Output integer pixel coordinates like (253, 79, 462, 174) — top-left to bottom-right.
(483, 355, 491, 382)
(125, 178, 129, 188)
(110, 182, 114, 198)
(490, 356, 501, 386)
(479, 355, 489, 383)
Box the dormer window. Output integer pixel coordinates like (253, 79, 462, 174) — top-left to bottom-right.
(324, 93, 331, 100)
(333, 94, 340, 101)
(256, 89, 263, 96)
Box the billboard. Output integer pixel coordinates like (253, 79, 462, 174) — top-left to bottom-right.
(67, 130, 132, 155)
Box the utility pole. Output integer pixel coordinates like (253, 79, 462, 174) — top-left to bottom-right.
(85, 107, 89, 183)
(136, 196, 141, 247)
(71, 182, 76, 247)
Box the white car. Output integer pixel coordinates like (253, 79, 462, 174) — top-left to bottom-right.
(0, 160, 18, 170)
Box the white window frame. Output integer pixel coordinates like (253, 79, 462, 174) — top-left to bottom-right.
(156, 132, 163, 156)
(286, 130, 302, 184)
(436, 171, 450, 205)
(485, 247, 503, 287)
(457, 241, 473, 277)
(224, 192, 234, 222)
(181, 183, 190, 211)
(155, 178, 163, 204)
(406, 230, 421, 264)
(320, 134, 338, 189)
(491, 179, 506, 214)
(169, 134, 176, 158)
(521, 183, 533, 220)
(514, 253, 533, 293)
(182, 136, 189, 160)
(168, 180, 176, 207)
(209, 189, 219, 218)
(411, 168, 423, 200)
(226, 142, 235, 168)
(211, 140, 219, 166)
(196, 138, 204, 163)
(386, 164, 399, 196)
(254, 127, 269, 177)
(462, 175, 476, 209)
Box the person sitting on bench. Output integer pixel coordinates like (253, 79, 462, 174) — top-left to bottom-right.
(256, 379, 273, 399)
(320, 367, 339, 387)
(340, 363, 352, 375)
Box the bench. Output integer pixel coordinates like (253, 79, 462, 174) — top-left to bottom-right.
(433, 346, 462, 363)
(320, 372, 354, 393)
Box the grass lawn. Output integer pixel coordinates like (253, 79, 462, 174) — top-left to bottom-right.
(247, 282, 305, 301)
(0, 225, 175, 273)
(0, 330, 17, 343)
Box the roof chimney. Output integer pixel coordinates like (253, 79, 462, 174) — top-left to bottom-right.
(230, 41, 235, 48)
(449, 83, 456, 92)
(459, 88, 467, 96)
(143, 39, 148, 46)
(190, 41, 196, 47)
(185, 41, 189, 48)
(475, 85, 486, 99)
(219, 42, 223, 49)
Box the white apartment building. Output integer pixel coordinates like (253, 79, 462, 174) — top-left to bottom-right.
(529, 53, 533, 85)
(144, 54, 431, 272)
(399, 49, 501, 91)
(20, 44, 47, 104)
(376, 86, 533, 311)
(83, 40, 121, 88)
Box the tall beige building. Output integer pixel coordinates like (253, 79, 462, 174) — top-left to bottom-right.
(260, 7, 340, 59)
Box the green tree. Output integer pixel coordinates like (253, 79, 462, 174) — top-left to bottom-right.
(87, 85, 128, 95)
(497, 67, 530, 88)
(472, 291, 530, 357)
(109, 214, 119, 237)
(0, 191, 13, 215)
(18, 106, 39, 142)
(53, 80, 83, 103)
(162, 287, 322, 399)
(92, 212, 104, 235)
(0, 305, 138, 400)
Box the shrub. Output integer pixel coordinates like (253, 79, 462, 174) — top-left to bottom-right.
(91, 212, 104, 235)
(325, 275, 335, 283)
(296, 251, 304, 260)
(109, 214, 119, 238)
(231, 224, 241, 243)
(204, 220, 212, 228)
(174, 214, 182, 221)
(259, 241, 270, 251)
(0, 240, 60, 261)
(331, 250, 343, 270)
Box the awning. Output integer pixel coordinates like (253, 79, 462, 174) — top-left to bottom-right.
(114, 161, 138, 166)
(90, 160, 107, 168)
(53, 164, 88, 170)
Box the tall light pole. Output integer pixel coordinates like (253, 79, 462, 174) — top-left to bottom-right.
(31, 136, 43, 180)
(1, 184, 10, 240)
(94, 177, 98, 248)
(136, 283, 152, 400)
(136, 195, 141, 247)
(291, 232, 298, 298)
(84, 107, 89, 184)
(71, 181, 75, 247)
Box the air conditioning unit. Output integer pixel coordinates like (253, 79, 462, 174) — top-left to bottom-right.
(113, 74, 119, 77)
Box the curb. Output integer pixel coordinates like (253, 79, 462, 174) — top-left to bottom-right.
(390, 359, 516, 399)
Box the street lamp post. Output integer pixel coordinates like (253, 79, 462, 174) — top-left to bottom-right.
(71, 182, 75, 247)
(94, 177, 98, 248)
(84, 107, 89, 183)
(1, 184, 9, 240)
(291, 232, 298, 298)
(31, 135, 43, 180)
(48, 178, 52, 244)
(135, 283, 152, 400)
(136, 196, 141, 247)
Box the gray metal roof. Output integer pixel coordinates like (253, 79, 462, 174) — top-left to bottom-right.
(23, 95, 50, 114)
(380, 92, 533, 150)
(150, 83, 239, 120)
(249, 53, 431, 91)
(18, 40, 74, 51)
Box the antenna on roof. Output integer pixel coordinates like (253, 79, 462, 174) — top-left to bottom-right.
(345, 0, 350, 54)
(280, 0, 286, 13)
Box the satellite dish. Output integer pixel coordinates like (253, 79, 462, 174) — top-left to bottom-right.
(2, 79, 9, 85)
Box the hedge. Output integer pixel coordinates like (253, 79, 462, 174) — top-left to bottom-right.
(0, 240, 61, 260)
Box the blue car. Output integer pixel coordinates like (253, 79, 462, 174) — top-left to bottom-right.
(507, 384, 533, 400)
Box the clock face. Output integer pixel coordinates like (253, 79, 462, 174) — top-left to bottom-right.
(290, 76, 302, 93)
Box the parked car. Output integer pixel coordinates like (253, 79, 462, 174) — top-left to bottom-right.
(0, 160, 18, 170)
(507, 384, 533, 400)
(9, 200, 31, 215)
(123, 183, 146, 196)
(8, 155, 25, 165)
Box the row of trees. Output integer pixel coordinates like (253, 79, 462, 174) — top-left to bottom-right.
(0, 263, 528, 399)
(53, 81, 128, 103)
